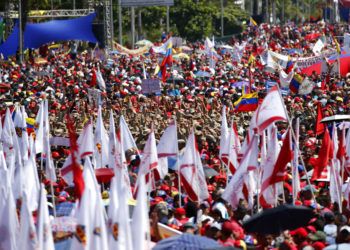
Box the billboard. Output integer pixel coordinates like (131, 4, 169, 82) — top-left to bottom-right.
(121, 0, 174, 7)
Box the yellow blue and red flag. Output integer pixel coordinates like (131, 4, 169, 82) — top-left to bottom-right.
(159, 38, 173, 82)
(234, 92, 259, 112)
(290, 73, 304, 93)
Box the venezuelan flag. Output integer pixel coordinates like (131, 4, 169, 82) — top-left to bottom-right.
(289, 74, 304, 93)
(234, 92, 259, 112)
(160, 39, 173, 82)
(286, 60, 294, 73)
(290, 73, 303, 93)
(26, 117, 36, 129)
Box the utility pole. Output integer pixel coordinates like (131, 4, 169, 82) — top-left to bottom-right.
(51, 0, 53, 19)
(281, 0, 285, 23)
(166, 6, 170, 33)
(131, 7, 135, 49)
(220, 0, 224, 37)
(118, 0, 122, 45)
(272, 0, 276, 24)
(110, 0, 114, 49)
(138, 9, 142, 40)
(18, 0, 23, 63)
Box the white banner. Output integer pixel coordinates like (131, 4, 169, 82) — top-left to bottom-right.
(294, 50, 337, 69)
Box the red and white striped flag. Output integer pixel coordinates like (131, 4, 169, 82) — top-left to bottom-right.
(223, 133, 259, 209)
(179, 131, 209, 202)
(157, 119, 178, 177)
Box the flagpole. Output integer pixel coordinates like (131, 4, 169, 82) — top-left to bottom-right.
(226, 118, 235, 186)
(50, 166, 57, 217)
(292, 117, 300, 205)
(331, 159, 342, 213)
(275, 85, 317, 205)
(341, 127, 346, 179)
(40, 154, 44, 182)
(256, 167, 261, 213)
(338, 54, 341, 77)
(174, 118, 182, 207)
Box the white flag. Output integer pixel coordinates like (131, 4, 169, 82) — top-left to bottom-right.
(179, 131, 209, 202)
(35, 102, 44, 154)
(120, 115, 138, 153)
(70, 157, 98, 250)
(19, 194, 38, 250)
(23, 136, 40, 211)
(260, 125, 280, 207)
(0, 188, 19, 250)
(227, 119, 241, 174)
(131, 174, 150, 250)
(279, 69, 294, 88)
(94, 106, 109, 168)
(109, 111, 132, 198)
(222, 134, 259, 209)
(91, 193, 109, 250)
(37, 184, 55, 250)
(96, 68, 106, 91)
(13, 106, 29, 161)
(312, 37, 325, 55)
(108, 177, 133, 250)
(255, 86, 288, 133)
(137, 130, 159, 191)
(43, 100, 56, 181)
(219, 106, 230, 164)
(77, 119, 94, 158)
(157, 119, 178, 176)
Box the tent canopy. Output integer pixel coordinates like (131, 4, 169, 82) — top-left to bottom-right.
(0, 13, 98, 58)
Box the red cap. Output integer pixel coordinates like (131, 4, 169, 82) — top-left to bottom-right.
(222, 221, 235, 232)
(160, 185, 170, 192)
(312, 242, 326, 250)
(175, 207, 186, 216)
(290, 227, 308, 238)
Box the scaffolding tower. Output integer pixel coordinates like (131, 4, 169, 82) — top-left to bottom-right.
(1, 0, 114, 49)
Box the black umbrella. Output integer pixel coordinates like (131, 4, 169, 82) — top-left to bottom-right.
(243, 204, 314, 235)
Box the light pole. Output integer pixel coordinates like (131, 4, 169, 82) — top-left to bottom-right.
(18, 0, 23, 63)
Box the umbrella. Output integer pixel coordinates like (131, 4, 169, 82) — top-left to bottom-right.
(95, 168, 115, 183)
(232, 81, 249, 87)
(321, 115, 350, 123)
(173, 53, 190, 60)
(153, 233, 221, 250)
(243, 204, 314, 235)
(166, 77, 185, 83)
(203, 166, 219, 177)
(195, 71, 211, 78)
(135, 39, 153, 46)
(217, 44, 234, 50)
(179, 45, 193, 52)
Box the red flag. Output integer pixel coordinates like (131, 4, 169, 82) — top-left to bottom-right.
(90, 69, 97, 87)
(65, 114, 85, 200)
(337, 129, 346, 161)
(315, 103, 325, 136)
(312, 128, 333, 181)
(269, 129, 294, 185)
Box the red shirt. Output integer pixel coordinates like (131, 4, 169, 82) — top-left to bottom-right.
(217, 238, 237, 247)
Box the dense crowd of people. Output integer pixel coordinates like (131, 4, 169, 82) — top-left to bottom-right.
(2, 20, 350, 250)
